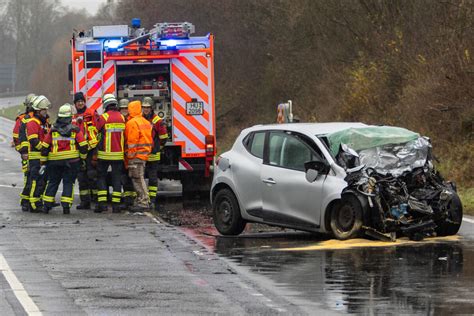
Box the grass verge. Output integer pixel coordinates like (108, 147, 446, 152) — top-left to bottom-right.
(459, 188, 474, 216)
(0, 104, 23, 121)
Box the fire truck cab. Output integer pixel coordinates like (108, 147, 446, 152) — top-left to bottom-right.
(69, 19, 216, 195)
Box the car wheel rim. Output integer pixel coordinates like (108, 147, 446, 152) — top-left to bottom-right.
(337, 205, 355, 232)
(218, 199, 232, 227)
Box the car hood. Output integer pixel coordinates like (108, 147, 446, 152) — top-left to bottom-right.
(327, 126, 431, 177)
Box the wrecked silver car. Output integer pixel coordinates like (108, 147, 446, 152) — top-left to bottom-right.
(211, 123, 462, 241)
(327, 126, 463, 241)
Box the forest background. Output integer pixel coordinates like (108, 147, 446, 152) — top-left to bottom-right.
(0, 0, 472, 208)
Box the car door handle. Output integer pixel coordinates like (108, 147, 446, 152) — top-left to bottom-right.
(262, 178, 276, 185)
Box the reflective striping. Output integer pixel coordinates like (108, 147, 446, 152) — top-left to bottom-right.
(174, 117, 204, 149)
(173, 97, 209, 134)
(172, 78, 210, 122)
(174, 58, 208, 87)
(172, 64, 209, 104)
(195, 55, 208, 68)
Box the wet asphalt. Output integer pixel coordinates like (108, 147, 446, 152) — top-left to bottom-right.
(0, 114, 473, 315)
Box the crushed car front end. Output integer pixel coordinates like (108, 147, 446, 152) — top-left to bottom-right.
(326, 126, 463, 241)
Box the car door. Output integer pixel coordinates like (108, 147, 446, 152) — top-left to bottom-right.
(260, 131, 326, 229)
(231, 131, 266, 213)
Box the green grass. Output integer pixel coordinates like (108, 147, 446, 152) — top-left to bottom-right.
(459, 188, 474, 216)
(0, 104, 23, 121)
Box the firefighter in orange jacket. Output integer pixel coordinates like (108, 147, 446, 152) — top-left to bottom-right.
(125, 100, 153, 211)
(142, 97, 168, 210)
(13, 93, 35, 211)
(119, 98, 136, 207)
(95, 94, 126, 213)
(75, 107, 99, 209)
(24, 96, 51, 213)
(41, 104, 88, 214)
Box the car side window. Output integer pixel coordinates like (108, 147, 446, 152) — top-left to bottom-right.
(267, 131, 321, 171)
(244, 131, 265, 159)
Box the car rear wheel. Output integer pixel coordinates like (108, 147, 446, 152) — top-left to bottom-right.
(330, 195, 364, 240)
(436, 192, 463, 236)
(213, 188, 246, 235)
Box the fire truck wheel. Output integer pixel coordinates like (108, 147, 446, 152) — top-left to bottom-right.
(213, 188, 246, 236)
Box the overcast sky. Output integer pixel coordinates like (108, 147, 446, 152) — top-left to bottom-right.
(60, 0, 107, 15)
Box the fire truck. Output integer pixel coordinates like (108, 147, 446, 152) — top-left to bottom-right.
(69, 19, 216, 195)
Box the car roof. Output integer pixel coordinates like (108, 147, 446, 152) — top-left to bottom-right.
(245, 122, 368, 136)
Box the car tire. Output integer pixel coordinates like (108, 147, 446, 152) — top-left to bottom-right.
(213, 188, 246, 236)
(436, 192, 463, 236)
(330, 195, 364, 240)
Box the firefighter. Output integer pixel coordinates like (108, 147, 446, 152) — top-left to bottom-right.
(76, 107, 99, 210)
(72, 92, 87, 125)
(142, 97, 168, 210)
(41, 104, 88, 214)
(125, 100, 153, 211)
(13, 93, 35, 211)
(119, 98, 130, 118)
(95, 94, 126, 213)
(119, 98, 135, 208)
(24, 95, 51, 213)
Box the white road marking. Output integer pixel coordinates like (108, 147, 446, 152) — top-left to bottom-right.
(0, 254, 42, 315)
(463, 217, 474, 224)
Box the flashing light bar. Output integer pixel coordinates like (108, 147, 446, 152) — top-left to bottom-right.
(155, 22, 195, 39)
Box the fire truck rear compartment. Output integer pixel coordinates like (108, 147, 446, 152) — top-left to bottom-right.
(116, 63, 172, 125)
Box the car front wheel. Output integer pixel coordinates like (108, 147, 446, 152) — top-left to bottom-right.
(213, 188, 246, 235)
(436, 192, 463, 236)
(330, 195, 364, 240)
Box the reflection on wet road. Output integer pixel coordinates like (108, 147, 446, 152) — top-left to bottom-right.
(159, 196, 474, 314)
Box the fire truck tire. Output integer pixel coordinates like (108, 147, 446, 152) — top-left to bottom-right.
(213, 188, 246, 236)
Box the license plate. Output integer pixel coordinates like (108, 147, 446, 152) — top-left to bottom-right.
(185, 101, 204, 115)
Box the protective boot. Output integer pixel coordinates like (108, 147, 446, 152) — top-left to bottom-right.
(21, 200, 30, 212)
(94, 203, 107, 213)
(63, 207, 70, 215)
(76, 201, 91, 210)
(112, 203, 122, 213)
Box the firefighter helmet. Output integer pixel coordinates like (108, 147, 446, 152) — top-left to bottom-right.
(24, 93, 36, 107)
(119, 98, 130, 109)
(142, 97, 154, 108)
(31, 95, 51, 111)
(58, 104, 73, 118)
(102, 94, 118, 109)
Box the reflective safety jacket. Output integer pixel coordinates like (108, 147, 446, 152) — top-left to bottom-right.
(74, 119, 98, 150)
(145, 113, 169, 162)
(96, 110, 125, 160)
(41, 127, 88, 161)
(125, 101, 153, 162)
(26, 115, 49, 161)
(13, 112, 33, 154)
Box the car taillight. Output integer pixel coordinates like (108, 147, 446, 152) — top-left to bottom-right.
(205, 134, 215, 156)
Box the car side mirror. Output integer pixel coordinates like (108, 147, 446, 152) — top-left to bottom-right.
(304, 160, 330, 183)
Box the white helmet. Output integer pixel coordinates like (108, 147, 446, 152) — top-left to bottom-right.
(58, 103, 73, 118)
(31, 95, 51, 111)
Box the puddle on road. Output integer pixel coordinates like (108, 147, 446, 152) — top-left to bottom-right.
(159, 197, 474, 314)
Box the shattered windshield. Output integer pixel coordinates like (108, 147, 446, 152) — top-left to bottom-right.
(326, 126, 432, 177)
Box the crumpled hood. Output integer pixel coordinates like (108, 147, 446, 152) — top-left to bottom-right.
(53, 117, 73, 136)
(128, 101, 142, 118)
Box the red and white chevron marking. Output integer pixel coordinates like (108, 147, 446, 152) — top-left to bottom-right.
(171, 53, 214, 157)
(74, 57, 116, 112)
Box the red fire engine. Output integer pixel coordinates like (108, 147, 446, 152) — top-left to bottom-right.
(69, 19, 216, 195)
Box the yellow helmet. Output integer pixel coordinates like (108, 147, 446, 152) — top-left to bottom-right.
(31, 95, 51, 111)
(119, 98, 130, 109)
(142, 97, 154, 108)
